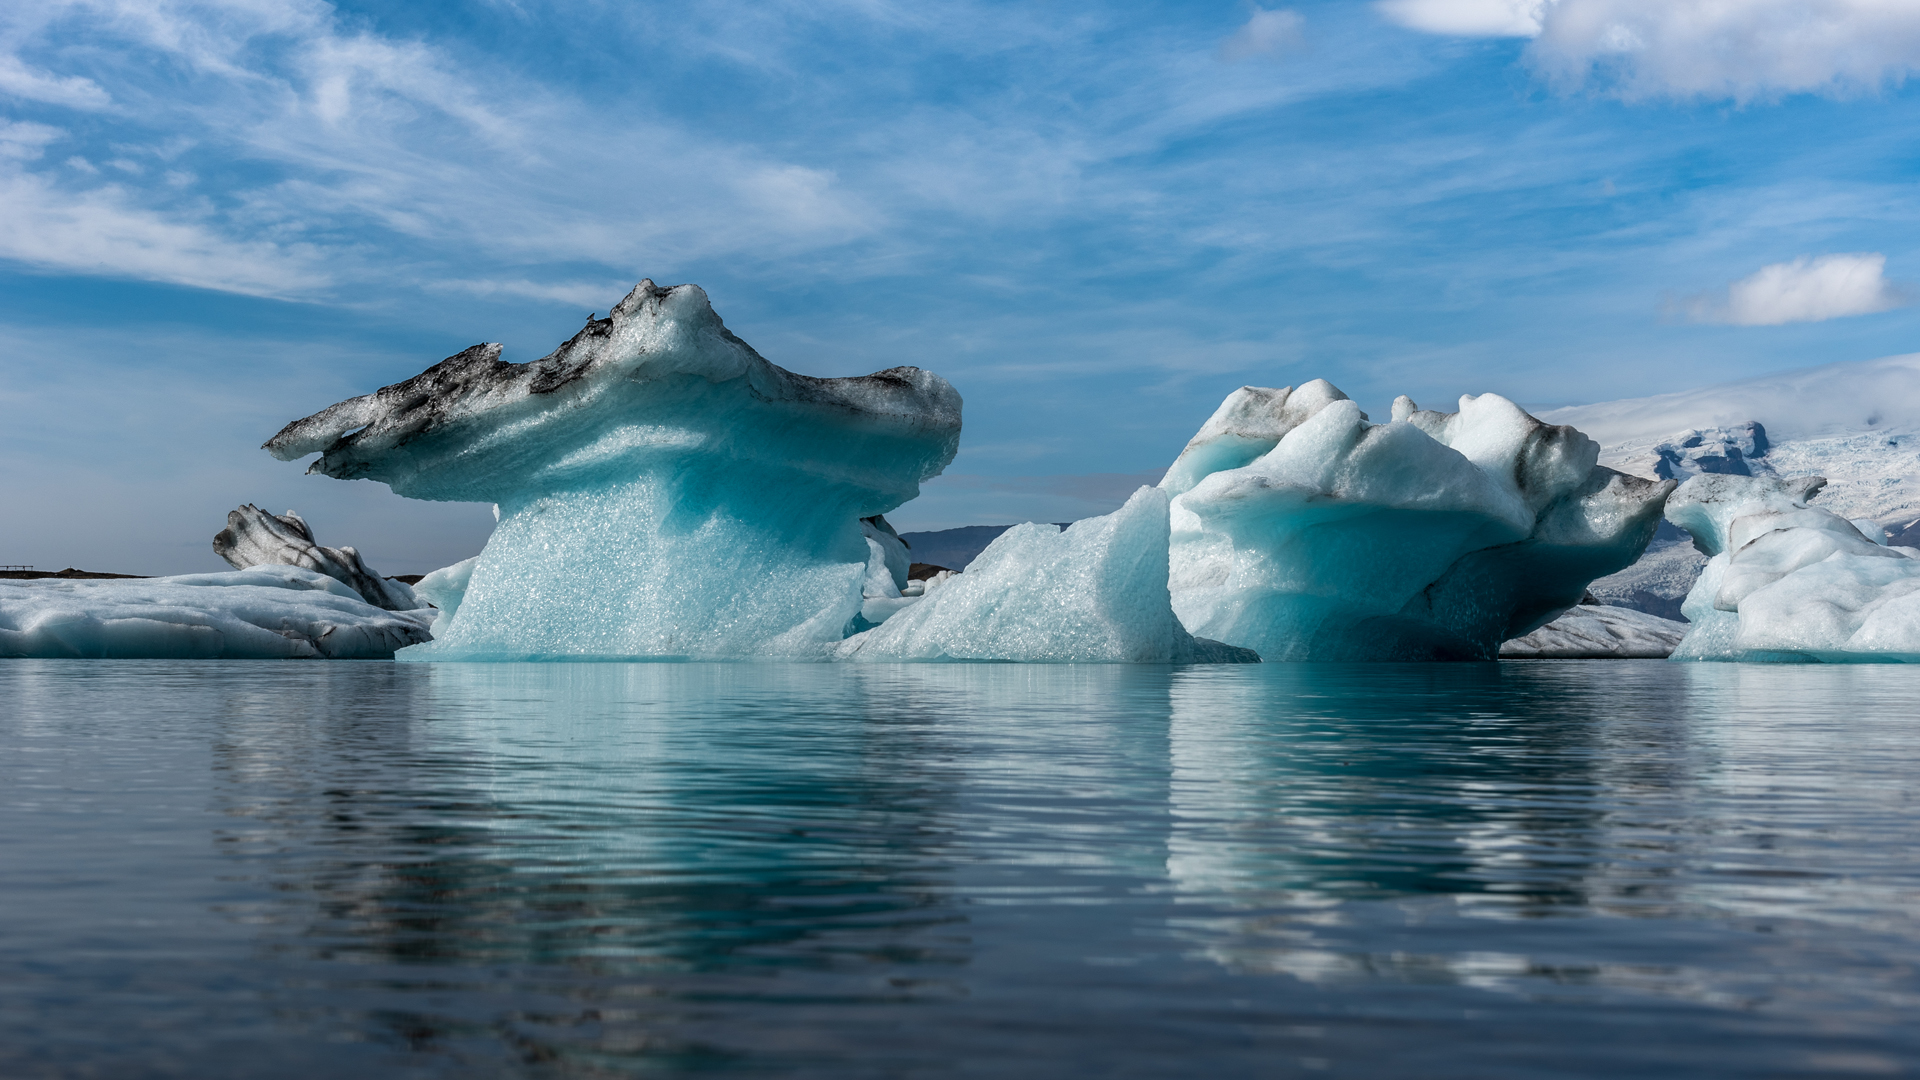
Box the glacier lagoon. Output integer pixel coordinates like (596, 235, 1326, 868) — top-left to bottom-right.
(6, 658, 1920, 1078)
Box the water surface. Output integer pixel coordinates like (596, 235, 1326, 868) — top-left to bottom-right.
(3, 660, 1917, 1077)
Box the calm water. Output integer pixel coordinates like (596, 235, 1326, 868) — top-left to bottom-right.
(2, 660, 1918, 1078)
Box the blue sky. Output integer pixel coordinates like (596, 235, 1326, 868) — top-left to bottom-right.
(3, 0, 1919, 574)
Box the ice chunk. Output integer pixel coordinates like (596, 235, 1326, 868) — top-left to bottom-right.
(263, 281, 961, 661)
(861, 516, 910, 594)
(0, 566, 434, 659)
(1651, 422, 1771, 481)
(838, 487, 1256, 663)
(413, 556, 478, 637)
(1665, 473, 1920, 662)
(1165, 384, 1674, 660)
(1499, 602, 1689, 659)
(212, 504, 423, 610)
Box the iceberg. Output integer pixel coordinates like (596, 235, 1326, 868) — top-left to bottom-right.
(213, 503, 423, 610)
(1498, 600, 1688, 659)
(1163, 381, 1674, 660)
(837, 487, 1256, 663)
(0, 566, 434, 659)
(265, 281, 961, 661)
(1665, 474, 1920, 662)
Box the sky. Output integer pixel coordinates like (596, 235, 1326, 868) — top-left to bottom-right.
(3, 0, 1920, 575)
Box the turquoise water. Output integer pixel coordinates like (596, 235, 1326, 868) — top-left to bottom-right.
(2, 660, 1917, 1077)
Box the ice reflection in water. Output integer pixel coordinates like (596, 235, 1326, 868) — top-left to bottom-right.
(2, 660, 1918, 1078)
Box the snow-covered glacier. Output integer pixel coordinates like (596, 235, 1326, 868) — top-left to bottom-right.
(266, 281, 962, 661)
(1662, 474, 1920, 663)
(1551, 351, 1920, 619)
(0, 567, 433, 659)
(1163, 381, 1673, 660)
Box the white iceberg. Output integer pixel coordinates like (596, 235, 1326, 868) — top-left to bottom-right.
(213, 503, 423, 610)
(265, 281, 961, 661)
(0, 566, 435, 659)
(1499, 602, 1689, 659)
(1162, 381, 1673, 660)
(837, 487, 1256, 663)
(1665, 474, 1920, 662)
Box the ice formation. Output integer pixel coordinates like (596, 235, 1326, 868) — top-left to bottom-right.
(1499, 601, 1688, 659)
(1162, 381, 1674, 661)
(213, 504, 422, 610)
(1665, 474, 1920, 662)
(265, 281, 961, 660)
(838, 487, 1256, 663)
(0, 566, 434, 659)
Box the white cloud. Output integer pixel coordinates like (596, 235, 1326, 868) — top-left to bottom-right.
(1219, 8, 1306, 62)
(0, 54, 112, 109)
(1380, 0, 1920, 100)
(1376, 0, 1543, 37)
(1694, 253, 1906, 326)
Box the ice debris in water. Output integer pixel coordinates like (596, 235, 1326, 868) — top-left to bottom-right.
(838, 487, 1256, 663)
(213, 504, 423, 611)
(0, 566, 434, 659)
(1162, 380, 1675, 660)
(266, 281, 962, 660)
(1499, 598, 1688, 659)
(1665, 473, 1920, 662)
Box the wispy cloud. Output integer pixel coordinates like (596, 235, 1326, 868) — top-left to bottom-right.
(1689, 253, 1907, 327)
(1380, 0, 1920, 101)
(1376, 0, 1543, 37)
(1219, 8, 1305, 63)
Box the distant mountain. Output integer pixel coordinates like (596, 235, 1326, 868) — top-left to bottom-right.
(897, 524, 1070, 572)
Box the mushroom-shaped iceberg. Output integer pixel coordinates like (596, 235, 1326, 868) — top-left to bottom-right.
(1162, 380, 1674, 660)
(267, 281, 962, 660)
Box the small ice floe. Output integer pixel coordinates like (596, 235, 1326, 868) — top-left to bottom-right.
(0, 566, 434, 659)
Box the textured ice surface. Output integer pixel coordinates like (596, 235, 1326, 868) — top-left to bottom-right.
(1499, 602, 1688, 659)
(1163, 381, 1673, 660)
(413, 557, 478, 637)
(0, 566, 433, 659)
(838, 487, 1256, 663)
(265, 281, 961, 660)
(1665, 474, 1920, 662)
(213, 504, 422, 610)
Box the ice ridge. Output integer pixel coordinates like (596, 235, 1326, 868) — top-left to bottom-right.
(213, 504, 423, 611)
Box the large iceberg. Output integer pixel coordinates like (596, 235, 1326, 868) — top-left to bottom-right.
(213, 504, 423, 610)
(265, 281, 961, 660)
(1162, 381, 1674, 660)
(0, 566, 434, 659)
(1665, 474, 1920, 662)
(837, 487, 1256, 663)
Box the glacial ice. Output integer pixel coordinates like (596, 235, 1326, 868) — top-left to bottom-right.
(213, 504, 423, 610)
(1499, 601, 1688, 659)
(0, 566, 434, 659)
(1665, 474, 1920, 662)
(266, 281, 961, 661)
(1163, 381, 1674, 660)
(837, 487, 1257, 663)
